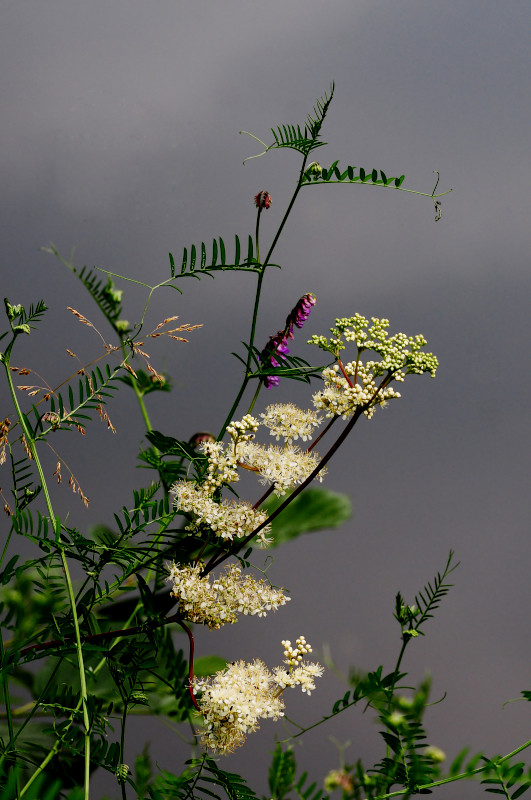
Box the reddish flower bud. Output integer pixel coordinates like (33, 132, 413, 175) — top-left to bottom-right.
(188, 431, 215, 450)
(254, 191, 272, 209)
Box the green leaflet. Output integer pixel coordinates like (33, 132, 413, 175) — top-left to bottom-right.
(261, 487, 351, 546)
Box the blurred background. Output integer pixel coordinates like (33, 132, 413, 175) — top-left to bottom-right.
(1, 1, 530, 797)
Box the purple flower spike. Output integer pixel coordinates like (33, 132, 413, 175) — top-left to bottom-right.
(292, 293, 317, 328)
(258, 293, 316, 389)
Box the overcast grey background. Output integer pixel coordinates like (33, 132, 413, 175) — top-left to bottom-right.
(1, 1, 530, 798)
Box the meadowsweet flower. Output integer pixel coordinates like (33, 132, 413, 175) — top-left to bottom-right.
(226, 414, 260, 445)
(260, 403, 321, 443)
(194, 659, 284, 753)
(193, 637, 323, 753)
(313, 363, 402, 420)
(198, 440, 239, 490)
(309, 315, 438, 419)
(168, 562, 289, 629)
(172, 481, 272, 544)
(239, 441, 324, 495)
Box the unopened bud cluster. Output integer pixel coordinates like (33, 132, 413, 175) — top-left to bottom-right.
(282, 636, 312, 666)
(309, 314, 438, 420)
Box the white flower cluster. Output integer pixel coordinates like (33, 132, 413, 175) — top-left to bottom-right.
(309, 315, 438, 420)
(313, 363, 402, 420)
(172, 482, 271, 545)
(168, 562, 289, 629)
(172, 403, 325, 543)
(260, 403, 321, 443)
(240, 441, 324, 496)
(226, 414, 260, 444)
(193, 637, 323, 753)
(200, 440, 239, 491)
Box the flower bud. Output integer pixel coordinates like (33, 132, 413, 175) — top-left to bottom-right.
(254, 191, 272, 209)
(188, 431, 215, 450)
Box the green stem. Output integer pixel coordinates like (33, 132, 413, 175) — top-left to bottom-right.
(204, 406, 364, 573)
(217, 154, 309, 440)
(374, 739, 531, 800)
(247, 381, 263, 414)
(0, 636, 18, 798)
(120, 340, 155, 436)
(301, 181, 453, 198)
(120, 700, 128, 800)
(2, 333, 92, 800)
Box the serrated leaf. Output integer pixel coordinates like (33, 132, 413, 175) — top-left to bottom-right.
(261, 488, 351, 546)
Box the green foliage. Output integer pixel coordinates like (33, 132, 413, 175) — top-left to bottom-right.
(269, 84, 334, 157)
(261, 488, 352, 546)
(44, 243, 129, 335)
(2, 85, 512, 800)
(147, 756, 259, 800)
(301, 160, 406, 189)
(169, 234, 280, 279)
(117, 367, 173, 397)
(394, 550, 459, 639)
(480, 758, 531, 800)
(268, 746, 328, 800)
(45, 362, 122, 432)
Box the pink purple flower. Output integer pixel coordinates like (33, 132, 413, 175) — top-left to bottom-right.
(258, 294, 316, 388)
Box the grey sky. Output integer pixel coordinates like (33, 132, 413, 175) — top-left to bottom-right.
(1, 1, 530, 797)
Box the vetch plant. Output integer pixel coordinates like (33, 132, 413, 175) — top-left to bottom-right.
(1, 85, 529, 800)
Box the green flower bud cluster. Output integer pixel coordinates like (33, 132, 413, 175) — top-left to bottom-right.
(309, 314, 438, 379)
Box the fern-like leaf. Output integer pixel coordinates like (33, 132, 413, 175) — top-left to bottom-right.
(301, 160, 406, 189)
(170, 234, 279, 279)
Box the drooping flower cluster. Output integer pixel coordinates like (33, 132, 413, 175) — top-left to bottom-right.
(258, 293, 316, 388)
(193, 637, 323, 753)
(309, 314, 438, 419)
(168, 562, 289, 629)
(171, 403, 324, 542)
(172, 481, 272, 546)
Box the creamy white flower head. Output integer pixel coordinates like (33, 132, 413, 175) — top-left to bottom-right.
(172, 481, 271, 544)
(309, 314, 438, 419)
(313, 363, 402, 420)
(260, 403, 321, 443)
(168, 562, 290, 629)
(194, 659, 285, 753)
(226, 414, 260, 445)
(199, 440, 239, 490)
(193, 637, 323, 753)
(240, 442, 325, 496)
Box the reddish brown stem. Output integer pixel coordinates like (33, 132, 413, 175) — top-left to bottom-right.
(19, 612, 181, 658)
(178, 619, 201, 711)
(337, 357, 354, 387)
